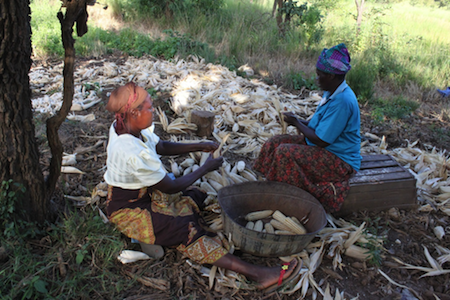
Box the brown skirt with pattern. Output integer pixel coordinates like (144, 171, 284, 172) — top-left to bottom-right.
(106, 186, 228, 264)
(253, 134, 355, 213)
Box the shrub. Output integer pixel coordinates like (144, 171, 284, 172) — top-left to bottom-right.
(346, 59, 376, 101)
(288, 71, 318, 90)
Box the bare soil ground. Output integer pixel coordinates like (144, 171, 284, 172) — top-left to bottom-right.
(33, 55, 450, 300)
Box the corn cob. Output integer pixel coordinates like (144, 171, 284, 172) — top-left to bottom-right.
(245, 221, 255, 230)
(200, 182, 217, 195)
(291, 216, 301, 225)
(272, 210, 307, 235)
(240, 169, 257, 181)
(204, 170, 223, 183)
(264, 222, 275, 234)
(183, 166, 193, 176)
(199, 151, 210, 166)
(344, 245, 371, 261)
(227, 172, 247, 184)
(180, 158, 195, 168)
(208, 179, 223, 192)
(245, 210, 273, 221)
(236, 161, 246, 172)
(270, 219, 293, 232)
(253, 220, 264, 232)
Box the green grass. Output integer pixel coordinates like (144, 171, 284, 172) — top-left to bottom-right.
(29, 0, 450, 117)
(369, 96, 420, 124)
(0, 190, 131, 300)
(30, 0, 64, 57)
(321, 0, 450, 90)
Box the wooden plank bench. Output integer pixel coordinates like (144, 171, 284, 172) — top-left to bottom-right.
(336, 154, 418, 216)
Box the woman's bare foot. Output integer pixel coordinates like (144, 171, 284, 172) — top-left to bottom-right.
(213, 254, 300, 291)
(252, 258, 299, 290)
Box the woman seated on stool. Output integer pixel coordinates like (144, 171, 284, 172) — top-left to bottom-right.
(104, 82, 298, 291)
(254, 43, 362, 213)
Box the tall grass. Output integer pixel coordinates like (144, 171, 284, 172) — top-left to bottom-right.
(0, 179, 130, 299)
(321, 0, 450, 91)
(30, 0, 450, 101)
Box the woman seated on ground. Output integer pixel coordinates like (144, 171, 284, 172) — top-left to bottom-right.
(104, 82, 298, 291)
(254, 43, 362, 213)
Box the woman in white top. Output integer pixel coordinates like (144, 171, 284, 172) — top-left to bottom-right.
(104, 82, 298, 292)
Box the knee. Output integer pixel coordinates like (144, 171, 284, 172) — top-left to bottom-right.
(274, 144, 291, 157)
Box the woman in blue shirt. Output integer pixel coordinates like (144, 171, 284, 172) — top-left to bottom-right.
(254, 44, 362, 212)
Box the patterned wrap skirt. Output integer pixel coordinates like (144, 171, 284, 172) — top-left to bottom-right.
(106, 186, 228, 264)
(253, 134, 355, 213)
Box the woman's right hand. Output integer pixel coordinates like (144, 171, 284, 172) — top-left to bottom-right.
(202, 153, 224, 172)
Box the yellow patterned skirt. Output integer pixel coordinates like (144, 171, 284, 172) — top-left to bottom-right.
(107, 186, 228, 264)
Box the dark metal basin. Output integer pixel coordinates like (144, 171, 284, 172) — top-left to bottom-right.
(218, 181, 327, 257)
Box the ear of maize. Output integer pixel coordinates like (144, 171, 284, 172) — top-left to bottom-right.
(245, 221, 255, 230)
(291, 216, 301, 225)
(344, 245, 371, 261)
(272, 210, 307, 235)
(253, 220, 264, 232)
(245, 210, 273, 221)
(270, 219, 293, 232)
(264, 222, 275, 234)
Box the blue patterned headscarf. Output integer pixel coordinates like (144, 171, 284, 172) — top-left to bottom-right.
(316, 43, 351, 75)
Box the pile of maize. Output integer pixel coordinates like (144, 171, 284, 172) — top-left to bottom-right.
(244, 209, 307, 235)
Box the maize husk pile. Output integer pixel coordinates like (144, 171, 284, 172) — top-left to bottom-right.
(30, 55, 450, 299)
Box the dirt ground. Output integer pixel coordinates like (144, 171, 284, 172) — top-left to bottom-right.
(33, 55, 450, 300)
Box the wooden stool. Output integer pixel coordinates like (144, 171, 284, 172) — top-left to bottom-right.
(336, 154, 418, 216)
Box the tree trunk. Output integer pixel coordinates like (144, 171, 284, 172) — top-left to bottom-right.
(191, 110, 215, 137)
(355, 0, 365, 34)
(0, 0, 47, 222)
(47, 0, 89, 198)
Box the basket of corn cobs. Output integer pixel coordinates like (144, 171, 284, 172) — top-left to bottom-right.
(218, 181, 327, 257)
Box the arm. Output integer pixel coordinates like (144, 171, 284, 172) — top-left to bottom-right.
(156, 140, 218, 156)
(283, 112, 330, 148)
(151, 154, 223, 194)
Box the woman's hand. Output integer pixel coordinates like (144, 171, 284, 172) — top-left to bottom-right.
(152, 153, 223, 194)
(282, 112, 299, 126)
(202, 153, 224, 172)
(198, 142, 219, 152)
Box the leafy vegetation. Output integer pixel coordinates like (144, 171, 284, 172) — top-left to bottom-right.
(369, 96, 420, 124)
(30, 0, 450, 106)
(0, 182, 129, 299)
(288, 71, 318, 90)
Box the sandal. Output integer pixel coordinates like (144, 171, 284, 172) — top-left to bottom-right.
(264, 258, 302, 294)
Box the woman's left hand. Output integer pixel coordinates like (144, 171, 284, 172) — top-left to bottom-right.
(282, 112, 299, 126)
(199, 142, 219, 152)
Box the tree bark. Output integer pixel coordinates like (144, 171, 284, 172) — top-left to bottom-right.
(46, 0, 88, 197)
(0, 0, 47, 221)
(355, 0, 365, 34)
(276, 0, 284, 32)
(191, 110, 215, 137)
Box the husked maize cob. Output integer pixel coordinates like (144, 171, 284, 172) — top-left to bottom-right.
(200, 182, 217, 194)
(245, 221, 255, 230)
(208, 179, 223, 192)
(245, 210, 273, 221)
(344, 245, 371, 261)
(270, 219, 293, 232)
(264, 222, 275, 234)
(272, 210, 307, 235)
(291, 216, 301, 225)
(240, 169, 257, 181)
(253, 220, 264, 232)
